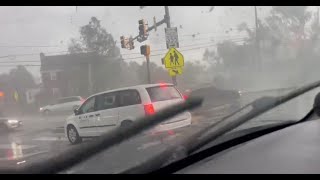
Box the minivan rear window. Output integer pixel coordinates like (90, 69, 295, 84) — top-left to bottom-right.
(146, 85, 182, 102)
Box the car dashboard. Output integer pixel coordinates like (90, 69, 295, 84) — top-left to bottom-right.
(176, 119, 320, 174)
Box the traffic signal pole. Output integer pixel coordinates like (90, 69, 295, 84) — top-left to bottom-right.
(254, 6, 261, 72)
(121, 6, 178, 86)
(164, 6, 177, 86)
(131, 19, 166, 42)
(146, 55, 151, 84)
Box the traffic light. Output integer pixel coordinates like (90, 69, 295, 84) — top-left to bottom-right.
(140, 45, 150, 57)
(120, 36, 127, 49)
(120, 36, 134, 50)
(138, 19, 148, 39)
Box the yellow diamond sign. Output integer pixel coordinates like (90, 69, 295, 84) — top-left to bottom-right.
(164, 48, 184, 69)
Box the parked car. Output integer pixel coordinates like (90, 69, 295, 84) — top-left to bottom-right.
(0, 111, 22, 133)
(64, 83, 192, 144)
(188, 85, 241, 117)
(40, 96, 85, 116)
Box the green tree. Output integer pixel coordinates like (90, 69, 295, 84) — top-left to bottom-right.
(68, 17, 120, 57)
(9, 65, 36, 90)
(68, 17, 124, 93)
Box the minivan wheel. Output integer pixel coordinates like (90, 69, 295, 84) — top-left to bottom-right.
(67, 125, 82, 144)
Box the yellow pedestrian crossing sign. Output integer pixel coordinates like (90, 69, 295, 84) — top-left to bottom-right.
(168, 67, 183, 77)
(164, 48, 184, 69)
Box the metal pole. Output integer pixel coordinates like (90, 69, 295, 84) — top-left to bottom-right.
(88, 63, 92, 94)
(146, 55, 151, 84)
(254, 6, 261, 72)
(164, 6, 171, 28)
(164, 6, 178, 86)
(317, 7, 319, 28)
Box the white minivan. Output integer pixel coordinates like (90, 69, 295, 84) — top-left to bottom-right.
(64, 83, 192, 144)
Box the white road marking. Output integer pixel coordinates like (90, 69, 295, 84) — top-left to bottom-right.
(32, 136, 68, 141)
(0, 151, 48, 161)
(0, 144, 36, 149)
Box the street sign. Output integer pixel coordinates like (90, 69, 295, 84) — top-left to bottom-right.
(164, 48, 184, 69)
(168, 67, 183, 77)
(165, 27, 179, 49)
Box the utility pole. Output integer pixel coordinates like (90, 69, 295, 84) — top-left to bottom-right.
(317, 7, 319, 29)
(146, 55, 151, 84)
(141, 45, 151, 84)
(88, 63, 93, 94)
(120, 6, 179, 85)
(254, 6, 261, 72)
(164, 6, 178, 86)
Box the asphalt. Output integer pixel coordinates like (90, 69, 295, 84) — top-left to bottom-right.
(0, 111, 222, 173)
(0, 89, 306, 173)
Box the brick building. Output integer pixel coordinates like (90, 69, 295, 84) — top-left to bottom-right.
(40, 52, 108, 100)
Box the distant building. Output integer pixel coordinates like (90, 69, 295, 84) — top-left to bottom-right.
(40, 52, 109, 99)
(25, 87, 41, 105)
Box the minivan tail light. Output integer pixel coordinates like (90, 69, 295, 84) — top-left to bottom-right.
(159, 83, 167, 88)
(144, 104, 155, 116)
(183, 95, 188, 100)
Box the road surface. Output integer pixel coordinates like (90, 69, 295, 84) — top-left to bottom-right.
(0, 88, 313, 173)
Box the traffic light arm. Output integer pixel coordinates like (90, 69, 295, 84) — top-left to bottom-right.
(129, 18, 166, 42)
(147, 18, 166, 32)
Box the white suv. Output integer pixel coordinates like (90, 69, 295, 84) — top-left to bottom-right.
(40, 96, 85, 116)
(65, 83, 192, 144)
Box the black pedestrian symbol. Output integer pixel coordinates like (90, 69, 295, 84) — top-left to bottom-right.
(170, 53, 174, 65)
(173, 51, 179, 65)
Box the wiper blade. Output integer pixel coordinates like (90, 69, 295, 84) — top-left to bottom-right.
(121, 80, 320, 174)
(0, 97, 202, 174)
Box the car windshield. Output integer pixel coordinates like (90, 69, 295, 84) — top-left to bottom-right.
(0, 6, 319, 174)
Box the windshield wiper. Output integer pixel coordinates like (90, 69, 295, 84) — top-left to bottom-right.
(0, 97, 202, 174)
(120, 80, 320, 174)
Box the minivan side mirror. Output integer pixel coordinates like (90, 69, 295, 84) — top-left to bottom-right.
(74, 108, 79, 115)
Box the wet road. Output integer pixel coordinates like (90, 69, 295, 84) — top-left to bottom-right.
(0, 113, 220, 173)
(0, 87, 313, 173)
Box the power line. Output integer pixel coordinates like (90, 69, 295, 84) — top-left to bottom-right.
(0, 60, 39, 63)
(0, 36, 245, 58)
(0, 45, 63, 48)
(179, 27, 255, 37)
(122, 39, 246, 60)
(148, 35, 248, 44)
(122, 38, 246, 58)
(0, 35, 246, 59)
(0, 38, 247, 64)
(0, 51, 70, 59)
(0, 39, 248, 67)
(0, 64, 40, 67)
(0, 37, 311, 67)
